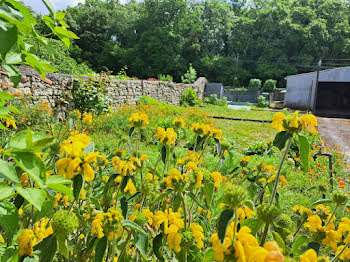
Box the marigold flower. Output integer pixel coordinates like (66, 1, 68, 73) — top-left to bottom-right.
(82, 113, 93, 125)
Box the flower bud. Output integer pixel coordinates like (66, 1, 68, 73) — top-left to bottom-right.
(332, 191, 348, 206)
(276, 214, 293, 229)
(52, 210, 79, 237)
(222, 185, 248, 209)
(256, 204, 281, 224)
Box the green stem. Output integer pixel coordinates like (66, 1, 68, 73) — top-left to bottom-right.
(215, 151, 224, 171)
(270, 137, 292, 205)
(325, 204, 338, 226)
(233, 207, 238, 242)
(119, 231, 131, 260)
(193, 135, 198, 153)
(199, 137, 209, 164)
(293, 217, 306, 238)
(182, 193, 188, 230)
(260, 223, 270, 246)
(109, 225, 117, 262)
(331, 243, 349, 262)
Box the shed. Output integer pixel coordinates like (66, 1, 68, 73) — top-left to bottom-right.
(204, 83, 224, 99)
(284, 66, 350, 117)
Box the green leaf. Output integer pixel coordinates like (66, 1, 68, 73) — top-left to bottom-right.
(0, 246, 18, 262)
(273, 131, 292, 150)
(244, 199, 255, 210)
(218, 209, 234, 243)
(55, 11, 66, 21)
(310, 199, 332, 207)
(272, 231, 287, 253)
(72, 174, 83, 200)
(5, 50, 22, 64)
(0, 24, 17, 58)
(240, 218, 263, 236)
(203, 182, 214, 208)
(186, 191, 206, 209)
(153, 233, 165, 262)
(0, 184, 15, 200)
(25, 128, 33, 148)
(95, 236, 107, 262)
(9, 130, 51, 151)
(85, 142, 94, 154)
(122, 220, 147, 235)
(54, 26, 79, 39)
(290, 236, 309, 255)
(34, 234, 57, 262)
(46, 175, 71, 185)
(0, 159, 19, 184)
(151, 189, 173, 205)
(47, 183, 73, 197)
(42, 0, 55, 16)
(2, 64, 20, 87)
(0, 201, 18, 233)
(135, 233, 148, 258)
(15, 187, 46, 211)
(161, 145, 167, 164)
(120, 196, 128, 219)
(12, 152, 46, 188)
(215, 138, 221, 155)
(173, 193, 181, 211)
(298, 135, 309, 172)
(128, 127, 135, 138)
(203, 248, 215, 262)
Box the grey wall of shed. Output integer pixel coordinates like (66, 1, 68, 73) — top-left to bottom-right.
(204, 83, 224, 99)
(284, 66, 350, 110)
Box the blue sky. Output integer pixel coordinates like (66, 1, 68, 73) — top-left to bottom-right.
(22, 0, 86, 14)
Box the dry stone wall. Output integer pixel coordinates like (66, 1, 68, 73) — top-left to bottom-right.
(0, 67, 206, 117)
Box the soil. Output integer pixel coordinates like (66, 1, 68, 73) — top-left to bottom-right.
(317, 117, 350, 162)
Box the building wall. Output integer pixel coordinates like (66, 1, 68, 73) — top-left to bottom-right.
(0, 67, 207, 117)
(284, 66, 350, 110)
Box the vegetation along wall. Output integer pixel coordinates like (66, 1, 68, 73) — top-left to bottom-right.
(0, 67, 207, 118)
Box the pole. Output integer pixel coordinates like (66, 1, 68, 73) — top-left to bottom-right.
(312, 59, 322, 112)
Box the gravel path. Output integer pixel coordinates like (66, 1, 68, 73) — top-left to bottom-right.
(317, 117, 350, 162)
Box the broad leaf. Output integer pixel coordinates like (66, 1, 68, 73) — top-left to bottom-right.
(272, 231, 287, 253)
(218, 209, 234, 243)
(298, 135, 309, 172)
(241, 218, 263, 236)
(186, 191, 206, 209)
(120, 196, 128, 219)
(0, 159, 19, 184)
(46, 175, 71, 185)
(203, 182, 214, 208)
(47, 183, 73, 197)
(0, 201, 18, 233)
(135, 233, 148, 258)
(34, 235, 57, 262)
(290, 236, 309, 256)
(122, 220, 147, 235)
(273, 131, 292, 150)
(0, 184, 15, 200)
(16, 187, 46, 211)
(0, 25, 17, 59)
(95, 236, 107, 262)
(42, 0, 55, 16)
(153, 233, 165, 262)
(203, 248, 215, 262)
(151, 189, 173, 205)
(73, 174, 83, 200)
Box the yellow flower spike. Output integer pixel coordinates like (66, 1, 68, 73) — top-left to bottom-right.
(300, 114, 318, 135)
(190, 223, 204, 249)
(211, 171, 223, 188)
(304, 215, 322, 232)
(124, 180, 136, 195)
(83, 163, 95, 182)
(271, 112, 286, 131)
(196, 170, 203, 188)
(18, 229, 35, 257)
(66, 158, 82, 179)
(289, 111, 299, 128)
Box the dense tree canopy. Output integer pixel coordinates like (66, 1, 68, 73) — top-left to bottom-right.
(45, 0, 350, 86)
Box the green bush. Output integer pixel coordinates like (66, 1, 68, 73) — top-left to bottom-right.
(261, 79, 277, 92)
(181, 63, 197, 84)
(248, 78, 262, 90)
(72, 74, 111, 113)
(256, 95, 269, 108)
(180, 88, 197, 106)
(204, 94, 227, 106)
(159, 74, 173, 82)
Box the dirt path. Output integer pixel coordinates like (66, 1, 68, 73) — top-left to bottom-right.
(317, 117, 350, 161)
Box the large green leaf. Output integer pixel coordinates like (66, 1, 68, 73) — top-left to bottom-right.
(0, 184, 15, 200)
(203, 182, 214, 208)
(298, 135, 309, 172)
(273, 131, 292, 150)
(16, 187, 46, 211)
(240, 218, 263, 236)
(218, 209, 234, 243)
(95, 236, 107, 262)
(42, 0, 55, 16)
(153, 233, 165, 262)
(46, 175, 71, 185)
(120, 196, 128, 219)
(47, 183, 73, 197)
(12, 152, 46, 188)
(0, 25, 17, 59)
(2, 64, 20, 87)
(0, 159, 19, 184)
(73, 174, 83, 200)
(9, 130, 52, 151)
(290, 236, 309, 256)
(0, 201, 18, 233)
(122, 220, 147, 235)
(272, 231, 287, 253)
(34, 235, 57, 262)
(203, 248, 215, 262)
(135, 233, 148, 259)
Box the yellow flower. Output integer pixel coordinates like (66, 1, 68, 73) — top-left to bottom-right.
(80, 188, 86, 200)
(0, 234, 4, 243)
(5, 119, 17, 129)
(234, 240, 246, 262)
(83, 163, 95, 181)
(82, 113, 93, 125)
(91, 213, 105, 239)
(128, 112, 149, 127)
(167, 232, 182, 253)
(18, 229, 35, 257)
(304, 215, 322, 232)
(142, 209, 154, 225)
(211, 171, 222, 188)
(300, 114, 318, 135)
(300, 249, 317, 262)
(196, 170, 203, 188)
(289, 111, 299, 128)
(155, 127, 177, 145)
(79, 234, 85, 239)
(261, 163, 276, 173)
(321, 230, 342, 251)
(191, 123, 211, 136)
(18, 207, 23, 215)
(335, 245, 350, 260)
(185, 161, 197, 171)
(271, 112, 286, 131)
(124, 180, 136, 195)
(165, 168, 184, 188)
(54, 193, 62, 207)
(190, 223, 204, 248)
(172, 117, 185, 128)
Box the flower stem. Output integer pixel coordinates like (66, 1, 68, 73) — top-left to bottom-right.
(293, 217, 306, 238)
(270, 137, 292, 205)
(182, 193, 188, 230)
(331, 243, 349, 262)
(233, 207, 238, 242)
(260, 223, 270, 246)
(325, 204, 338, 226)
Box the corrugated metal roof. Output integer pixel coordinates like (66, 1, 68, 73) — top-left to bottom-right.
(286, 66, 350, 79)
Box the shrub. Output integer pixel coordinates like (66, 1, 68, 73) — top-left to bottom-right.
(180, 88, 197, 106)
(248, 78, 262, 90)
(204, 94, 227, 106)
(72, 73, 111, 113)
(181, 63, 197, 84)
(114, 66, 132, 80)
(257, 95, 269, 108)
(261, 79, 277, 92)
(159, 74, 173, 82)
(218, 96, 228, 106)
